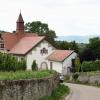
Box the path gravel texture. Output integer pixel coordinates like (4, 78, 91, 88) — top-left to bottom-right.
(64, 83, 100, 100)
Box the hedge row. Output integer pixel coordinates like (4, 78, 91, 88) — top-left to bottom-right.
(81, 60, 100, 72)
(0, 53, 26, 71)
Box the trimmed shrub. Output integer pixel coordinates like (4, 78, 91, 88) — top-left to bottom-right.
(32, 60, 38, 71)
(75, 57, 81, 72)
(72, 72, 79, 81)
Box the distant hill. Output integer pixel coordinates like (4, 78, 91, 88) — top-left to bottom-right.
(56, 35, 100, 43)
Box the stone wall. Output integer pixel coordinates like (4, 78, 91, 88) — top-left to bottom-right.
(78, 74, 100, 84)
(0, 74, 59, 100)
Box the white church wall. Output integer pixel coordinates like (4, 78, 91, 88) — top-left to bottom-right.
(25, 40, 55, 70)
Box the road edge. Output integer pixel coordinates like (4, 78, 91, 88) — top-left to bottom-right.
(63, 88, 73, 100)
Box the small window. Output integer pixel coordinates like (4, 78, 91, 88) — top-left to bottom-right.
(40, 48, 48, 55)
(1, 44, 4, 48)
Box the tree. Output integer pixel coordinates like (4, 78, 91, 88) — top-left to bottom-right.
(87, 37, 100, 59)
(25, 21, 56, 44)
(80, 37, 100, 62)
(74, 57, 81, 72)
(55, 40, 79, 53)
(70, 41, 79, 53)
(80, 48, 96, 62)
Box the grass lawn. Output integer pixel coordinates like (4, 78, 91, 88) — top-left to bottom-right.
(0, 70, 55, 80)
(39, 84, 70, 100)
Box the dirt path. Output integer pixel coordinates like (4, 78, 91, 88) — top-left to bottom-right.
(64, 83, 100, 100)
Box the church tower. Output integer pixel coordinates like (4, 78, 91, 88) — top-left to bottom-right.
(16, 12, 24, 35)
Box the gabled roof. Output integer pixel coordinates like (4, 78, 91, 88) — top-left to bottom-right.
(2, 32, 38, 50)
(9, 36, 45, 55)
(2, 32, 18, 50)
(47, 50, 74, 62)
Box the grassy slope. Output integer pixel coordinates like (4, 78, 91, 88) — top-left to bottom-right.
(40, 84, 70, 100)
(0, 70, 55, 80)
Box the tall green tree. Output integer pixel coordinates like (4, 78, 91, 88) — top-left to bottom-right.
(80, 37, 100, 62)
(87, 37, 100, 59)
(25, 21, 56, 44)
(75, 57, 81, 72)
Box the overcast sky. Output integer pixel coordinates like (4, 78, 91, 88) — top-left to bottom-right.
(0, 0, 100, 36)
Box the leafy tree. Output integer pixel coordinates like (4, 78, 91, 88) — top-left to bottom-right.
(70, 41, 79, 53)
(55, 40, 79, 53)
(87, 37, 100, 59)
(80, 48, 96, 62)
(25, 21, 56, 44)
(80, 37, 100, 62)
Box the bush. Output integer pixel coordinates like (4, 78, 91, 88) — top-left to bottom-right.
(40, 84, 70, 100)
(64, 75, 70, 81)
(72, 72, 79, 81)
(32, 60, 38, 71)
(81, 60, 100, 72)
(0, 53, 26, 71)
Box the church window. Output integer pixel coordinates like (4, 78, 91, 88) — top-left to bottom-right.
(40, 48, 48, 55)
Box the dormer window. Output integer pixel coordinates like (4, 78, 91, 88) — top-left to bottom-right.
(0, 35, 4, 50)
(40, 48, 48, 55)
(1, 44, 4, 48)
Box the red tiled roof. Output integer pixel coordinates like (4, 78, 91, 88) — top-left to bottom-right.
(2, 32, 18, 50)
(9, 36, 45, 55)
(2, 32, 38, 50)
(47, 50, 74, 62)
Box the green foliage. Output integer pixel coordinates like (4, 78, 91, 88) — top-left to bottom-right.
(0, 70, 55, 80)
(40, 84, 70, 100)
(80, 37, 100, 62)
(0, 53, 26, 71)
(75, 57, 81, 72)
(55, 40, 79, 53)
(81, 60, 100, 72)
(32, 60, 38, 71)
(72, 72, 79, 81)
(64, 75, 70, 81)
(25, 21, 56, 44)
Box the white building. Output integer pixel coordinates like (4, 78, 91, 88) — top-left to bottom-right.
(0, 13, 77, 75)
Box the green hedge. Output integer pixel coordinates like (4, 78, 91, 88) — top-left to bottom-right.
(0, 53, 26, 71)
(81, 60, 100, 72)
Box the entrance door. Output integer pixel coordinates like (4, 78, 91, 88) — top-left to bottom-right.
(41, 62, 48, 70)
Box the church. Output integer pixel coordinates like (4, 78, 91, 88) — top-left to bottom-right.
(0, 13, 77, 75)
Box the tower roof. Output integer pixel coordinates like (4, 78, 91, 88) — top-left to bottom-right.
(17, 12, 24, 22)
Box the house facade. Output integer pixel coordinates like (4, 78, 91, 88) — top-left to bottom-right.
(0, 13, 77, 75)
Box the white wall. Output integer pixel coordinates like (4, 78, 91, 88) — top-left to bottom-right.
(48, 52, 77, 74)
(50, 61, 62, 73)
(62, 52, 77, 74)
(25, 40, 55, 70)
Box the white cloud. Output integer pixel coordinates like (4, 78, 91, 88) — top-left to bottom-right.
(0, 0, 100, 36)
